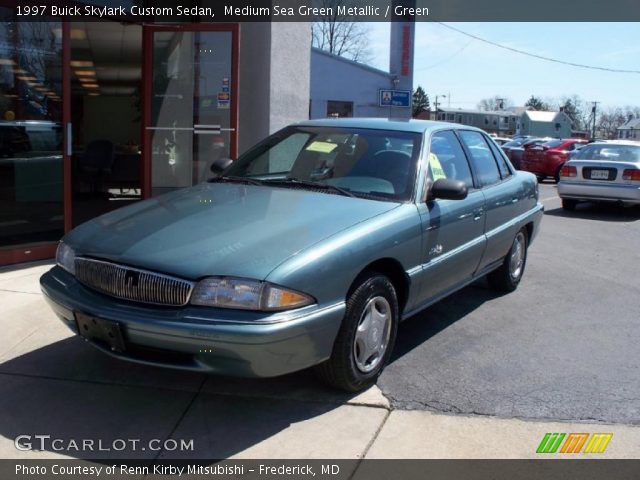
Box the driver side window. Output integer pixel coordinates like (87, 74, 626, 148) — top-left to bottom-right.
(429, 130, 474, 188)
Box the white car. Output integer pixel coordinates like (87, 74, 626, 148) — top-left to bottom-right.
(557, 141, 640, 210)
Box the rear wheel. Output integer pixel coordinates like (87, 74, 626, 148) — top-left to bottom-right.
(488, 229, 528, 293)
(554, 166, 563, 183)
(315, 274, 398, 392)
(562, 199, 577, 211)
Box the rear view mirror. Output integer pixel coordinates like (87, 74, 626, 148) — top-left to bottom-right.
(430, 178, 468, 201)
(210, 157, 233, 176)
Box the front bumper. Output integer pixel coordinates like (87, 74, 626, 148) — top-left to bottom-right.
(558, 181, 640, 205)
(40, 267, 345, 377)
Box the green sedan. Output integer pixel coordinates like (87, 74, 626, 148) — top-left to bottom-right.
(41, 119, 543, 391)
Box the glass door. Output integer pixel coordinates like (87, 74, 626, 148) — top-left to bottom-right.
(145, 25, 238, 196)
(0, 12, 63, 262)
(69, 21, 143, 226)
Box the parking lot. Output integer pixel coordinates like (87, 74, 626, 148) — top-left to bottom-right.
(1, 181, 638, 459)
(380, 182, 640, 424)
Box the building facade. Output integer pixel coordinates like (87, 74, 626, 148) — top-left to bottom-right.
(434, 108, 518, 136)
(516, 110, 572, 138)
(310, 48, 395, 119)
(617, 117, 640, 140)
(0, 8, 310, 265)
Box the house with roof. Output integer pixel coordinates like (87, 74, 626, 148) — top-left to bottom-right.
(517, 110, 572, 138)
(433, 107, 518, 136)
(617, 117, 640, 140)
(310, 48, 396, 119)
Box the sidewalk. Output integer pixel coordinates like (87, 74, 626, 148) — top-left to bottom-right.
(1, 262, 638, 460)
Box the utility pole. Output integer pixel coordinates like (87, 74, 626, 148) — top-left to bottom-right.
(433, 94, 446, 120)
(591, 101, 599, 140)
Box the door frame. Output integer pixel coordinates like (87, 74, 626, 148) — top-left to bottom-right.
(141, 23, 240, 199)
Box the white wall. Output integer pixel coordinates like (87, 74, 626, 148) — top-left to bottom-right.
(238, 23, 311, 155)
(310, 50, 395, 120)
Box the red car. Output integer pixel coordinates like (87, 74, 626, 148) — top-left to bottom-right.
(520, 138, 588, 182)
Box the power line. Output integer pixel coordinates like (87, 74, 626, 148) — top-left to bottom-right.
(436, 23, 640, 74)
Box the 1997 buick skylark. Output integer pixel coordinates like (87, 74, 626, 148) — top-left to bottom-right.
(41, 119, 543, 391)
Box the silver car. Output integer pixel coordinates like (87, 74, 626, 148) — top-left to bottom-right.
(558, 141, 640, 210)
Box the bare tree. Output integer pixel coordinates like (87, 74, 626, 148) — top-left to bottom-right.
(598, 106, 631, 139)
(477, 95, 513, 111)
(311, 0, 372, 63)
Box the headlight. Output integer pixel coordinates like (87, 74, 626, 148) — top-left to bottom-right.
(56, 242, 76, 275)
(190, 277, 314, 311)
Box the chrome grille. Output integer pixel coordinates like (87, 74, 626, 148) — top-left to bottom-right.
(74, 258, 194, 306)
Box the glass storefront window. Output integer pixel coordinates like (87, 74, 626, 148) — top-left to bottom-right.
(0, 11, 63, 248)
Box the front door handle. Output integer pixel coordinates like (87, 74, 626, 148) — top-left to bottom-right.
(473, 208, 484, 221)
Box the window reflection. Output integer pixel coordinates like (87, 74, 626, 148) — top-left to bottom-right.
(0, 12, 63, 248)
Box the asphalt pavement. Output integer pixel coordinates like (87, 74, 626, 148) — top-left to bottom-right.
(378, 182, 640, 425)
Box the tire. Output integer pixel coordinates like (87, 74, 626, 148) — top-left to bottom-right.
(315, 274, 399, 392)
(554, 166, 562, 183)
(487, 229, 528, 293)
(562, 199, 577, 211)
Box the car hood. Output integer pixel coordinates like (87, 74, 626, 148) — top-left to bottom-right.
(65, 183, 400, 280)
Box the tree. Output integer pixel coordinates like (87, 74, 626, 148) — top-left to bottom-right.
(311, 0, 372, 63)
(412, 86, 430, 117)
(553, 95, 591, 132)
(477, 95, 513, 111)
(524, 95, 549, 111)
(597, 107, 627, 139)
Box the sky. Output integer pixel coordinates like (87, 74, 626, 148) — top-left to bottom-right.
(365, 22, 639, 110)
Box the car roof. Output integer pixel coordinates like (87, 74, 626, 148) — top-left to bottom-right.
(593, 139, 640, 146)
(294, 117, 485, 135)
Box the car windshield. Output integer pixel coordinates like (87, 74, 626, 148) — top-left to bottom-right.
(574, 144, 640, 162)
(221, 126, 422, 202)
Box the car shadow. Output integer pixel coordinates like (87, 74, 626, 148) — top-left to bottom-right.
(391, 279, 503, 361)
(0, 336, 366, 460)
(544, 203, 640, 223)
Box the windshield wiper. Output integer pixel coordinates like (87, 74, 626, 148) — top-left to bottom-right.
(263, 178, 356, 198)
(208, 175, 264, 186)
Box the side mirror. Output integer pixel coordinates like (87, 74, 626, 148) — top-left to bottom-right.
(430, 178, 468, 201)
(210, 157, 233, 176)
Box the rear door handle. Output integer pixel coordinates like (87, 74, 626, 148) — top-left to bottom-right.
(511, 197, 519, 204)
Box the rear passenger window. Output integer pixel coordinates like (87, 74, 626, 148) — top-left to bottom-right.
(487, 137, 512, 179)
(458, 130, 502, 187)
(429, 130, 474, 188)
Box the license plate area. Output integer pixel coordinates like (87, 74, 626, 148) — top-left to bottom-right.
(75, 312, 126, 353)
(590, 169, 609, 180)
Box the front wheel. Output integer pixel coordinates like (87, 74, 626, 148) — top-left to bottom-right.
(315, 274, 398, 392)
(487, 229, 528, 292)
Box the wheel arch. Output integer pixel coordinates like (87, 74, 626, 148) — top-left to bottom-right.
(348, 258, 410, 315)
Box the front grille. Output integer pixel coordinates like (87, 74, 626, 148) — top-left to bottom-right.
(582, 167, 617, 181)
(75, 258, 194, 306)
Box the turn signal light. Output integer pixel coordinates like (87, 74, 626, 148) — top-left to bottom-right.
(560, 165, 577, 178)
(622, 169, 640, 182)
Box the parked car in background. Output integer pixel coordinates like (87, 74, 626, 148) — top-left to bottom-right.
(558, 141, 640, 210)
(492, 136, 511, 146)
(501, 138, 529, 165)
(40, 118, 543, 391)
(520, 138, 588, 183)
(508, 138, 552, 170)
